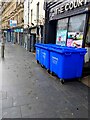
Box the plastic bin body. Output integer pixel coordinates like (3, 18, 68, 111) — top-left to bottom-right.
(35, 44, 44, 63)
(41, 47, 50, 70)
(50, 49, 86, 80)
(50, 51, 62, 76)
(36, 46, 41, 63)
(35, 44, 86, 80)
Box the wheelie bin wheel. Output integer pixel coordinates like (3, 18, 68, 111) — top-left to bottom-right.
(60, 79, 65, 84)
(47, 69, 50, 74)
(41, 65, 44, 68)
(51, 72, 54, 76)
(37, 60, 39, 64)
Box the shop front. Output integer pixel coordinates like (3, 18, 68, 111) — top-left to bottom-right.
(45, 0, 90, 76)
(29, 26, 38, 52)
(3, 30, 7, 42)
(7, 29, 11, 42)
(11, 30, 15, 43)
(29, 25, 44, 52)
(14, 28, 24, 45)
(23, 28, 28, 50)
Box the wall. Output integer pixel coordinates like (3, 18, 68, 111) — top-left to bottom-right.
(24, 0, 28, 28)
(2, 2, 17, 29)
(24, 0, 45, 28)
(29, 0, 45, 26)
(2, 1, 24, 30)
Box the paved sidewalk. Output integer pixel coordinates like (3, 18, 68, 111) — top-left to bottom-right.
(0, 43, 89, 118)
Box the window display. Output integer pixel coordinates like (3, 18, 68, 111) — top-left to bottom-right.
(56, 15, 86, 47)
(85, 17, 90, 63)
(86, 21, 90, 46)
(56, 18, 68, 46)
(67, 14, 86, 48)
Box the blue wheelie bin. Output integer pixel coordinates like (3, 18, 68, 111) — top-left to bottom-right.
(50, 47, 87, 83)
(40, 44, 59, 70)
(35, 43, 54, 65)
(40, 45, 50, 71)
(35, 44, 44, 64)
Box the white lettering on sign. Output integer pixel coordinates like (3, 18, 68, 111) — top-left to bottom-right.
(57, 6, 64, 14)
(57, 0, 88, 14)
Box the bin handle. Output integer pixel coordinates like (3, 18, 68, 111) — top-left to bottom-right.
(65, 53, 71, 56)
(80, 52, 85, 55)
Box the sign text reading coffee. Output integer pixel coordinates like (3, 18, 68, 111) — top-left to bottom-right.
(57, 0, 87, 14)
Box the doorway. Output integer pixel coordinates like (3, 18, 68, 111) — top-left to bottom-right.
(30, 34, 36, 52)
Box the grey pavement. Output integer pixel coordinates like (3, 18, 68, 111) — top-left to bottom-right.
(0, 43, 89, 118)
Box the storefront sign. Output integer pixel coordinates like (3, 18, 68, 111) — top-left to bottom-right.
(4, 30, 7, 33)
(31, 29, 36, 34)
(10, 20, 17, 27)
(7, 29, 14, 32)
(57, 0, 87, 14)
(21, 29, 23, 32)
(49, 0, 88, 19)
(14, 29, 23, 33)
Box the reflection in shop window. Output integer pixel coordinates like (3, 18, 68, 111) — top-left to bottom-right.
(67, 14, 86, 48)
(86, 25, 90, 47)
(85, 19, 90, 63)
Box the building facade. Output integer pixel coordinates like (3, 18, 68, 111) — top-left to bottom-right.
(1, 0, 24, 45)
(1, 0, 45, 51)
(44, 0, 90, 76)
(24, 0, 45, 51)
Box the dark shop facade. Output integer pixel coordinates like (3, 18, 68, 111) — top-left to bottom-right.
(44, 0, 90, 75)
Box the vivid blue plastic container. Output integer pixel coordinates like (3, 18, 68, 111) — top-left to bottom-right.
(35, 44, 51, 66)
(50, 47, 87, 80)
(35, 44, 87, 81)
(35, 44, 44, 63)
(45, 44, 61, 49)
(40, 46, 50, 70)
(40, 44, 59, 69)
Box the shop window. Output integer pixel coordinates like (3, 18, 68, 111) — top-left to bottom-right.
(85, 18, 90, 63)
(56, 18, 68, 46)
(67, 14, 86, 48)
(86, 20, 90, 47)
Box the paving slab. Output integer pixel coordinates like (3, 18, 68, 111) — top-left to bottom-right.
(0, 91, 7, 100)
(1, 43, 89, 118)
(0, 100, 2, 119)
(2, 97, 13, 109)
(2, 106, 21, 118)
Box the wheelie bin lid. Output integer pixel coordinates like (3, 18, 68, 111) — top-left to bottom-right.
(50, 47, 87, 54)
(35, 43, 44, 47)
